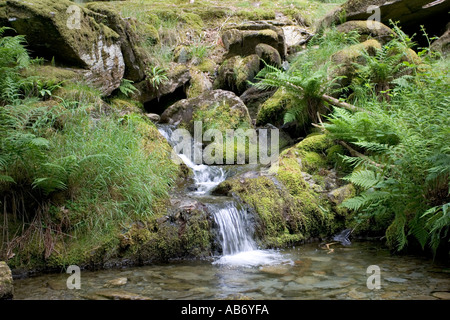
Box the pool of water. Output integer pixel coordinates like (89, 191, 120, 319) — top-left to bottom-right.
(13, 241, 450, 300)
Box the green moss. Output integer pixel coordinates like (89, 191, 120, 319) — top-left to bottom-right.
(186, 67, 210, 99)
(214, 54, 260, 94)
(196, 58, 217, 74)
(180, 12, 204, 31)
(20, 65, 80, 84)
(256, 88, 301, 126)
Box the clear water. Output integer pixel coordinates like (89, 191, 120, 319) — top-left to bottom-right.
(14, 126, 448, 300)
(13, 241, 450, 300)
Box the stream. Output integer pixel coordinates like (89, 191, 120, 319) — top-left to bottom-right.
(12, 125, 450, 300)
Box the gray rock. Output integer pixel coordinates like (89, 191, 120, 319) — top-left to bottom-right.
(255, 43, 282, 68)
(104, 277, 128, 288)
(385, 277, 408, 283)
(1, 0, 125, 96)
(145, 113, 161, 123)
(282, 26, 313, 53)
(319, 0, 450, 42)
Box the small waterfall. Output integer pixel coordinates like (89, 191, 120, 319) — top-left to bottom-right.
(158, 125, 226, 195)
(158, 124, 290, 267)
(212, 203, 256, 255)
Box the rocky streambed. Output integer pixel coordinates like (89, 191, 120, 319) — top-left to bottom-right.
(12, 241, 450, 300)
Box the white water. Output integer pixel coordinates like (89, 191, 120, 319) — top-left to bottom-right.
(158, 124, 290, 267)
(212, 203, 290, 267)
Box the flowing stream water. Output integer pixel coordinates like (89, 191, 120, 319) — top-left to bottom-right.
(158, 124, 289, 267)
(11, 125, 450, 300)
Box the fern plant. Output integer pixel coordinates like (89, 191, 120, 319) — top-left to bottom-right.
(146, 66, 169, 90)
(118, 79, 139, 97)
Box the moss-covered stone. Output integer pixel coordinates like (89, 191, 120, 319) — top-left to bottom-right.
(2, 0, 125, 95)
(0, 261, 13, 300)
(214, 54, 261, 95)
(331, 39, 382, 86)
(214, 134, 348, 247)
(256, 88, 301, 127)
(255, 43, 282, 68)
(186, 67, 212, 99)
(336, 20, 394, 44)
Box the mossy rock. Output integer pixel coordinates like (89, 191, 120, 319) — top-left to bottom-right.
(86, 2, 155, 83)
(336, 20, 394, 44)
(0, 262, 13, 300)
(214, 134, 348, 247)
(256, 88, 301, 127)
(255, 43, 282, 68)
(20, 65, 82, 85)
(186, 67, 212, 99)
(331, 39, 382, 87)
(2, 0, 125, 95)
(221, 27, 284, 58)
(214, 54, 261, 95)
(160, 89, 252, 133)
(196, 58, 217, 74)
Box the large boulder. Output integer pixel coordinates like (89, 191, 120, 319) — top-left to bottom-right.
(331, 39, 382, 87)
(221, 22, 286, 59)
(0, 0, 125, 96)
(431, 23, 450, 56)
(0, 262, 13, 300)
(85, 2, 159, 83)
(320, 0, 450, 43)
(135, 64, 192, 113)
(336, 20, 394, 44)
(255, 43, 282, 68)
(282, 26, 313, 54)
(160, 89, 252, 132)
(213, 54, 261, 95)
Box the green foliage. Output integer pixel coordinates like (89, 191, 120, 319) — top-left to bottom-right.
(325, 57, 450, 255)
(118, 79, 139, 97)
(146, 66, 169, 90)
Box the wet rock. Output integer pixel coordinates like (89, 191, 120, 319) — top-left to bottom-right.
(46, 279, 67, 291)
(104, 277, 128, 288)
(313, 279, 354, 289)
(1, 0, 125, 96)
(0, 262, 13, 300)
(259, 265, 290, 275)
(385, 277, 408, 283)
(348, 288, 367, 300)
(294, 276, 319, 286)
(431, 291, 450, 300)
(95, 289, 152, 300)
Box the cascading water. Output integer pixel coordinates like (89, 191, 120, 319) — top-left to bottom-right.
(158, 124, 291, 267)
